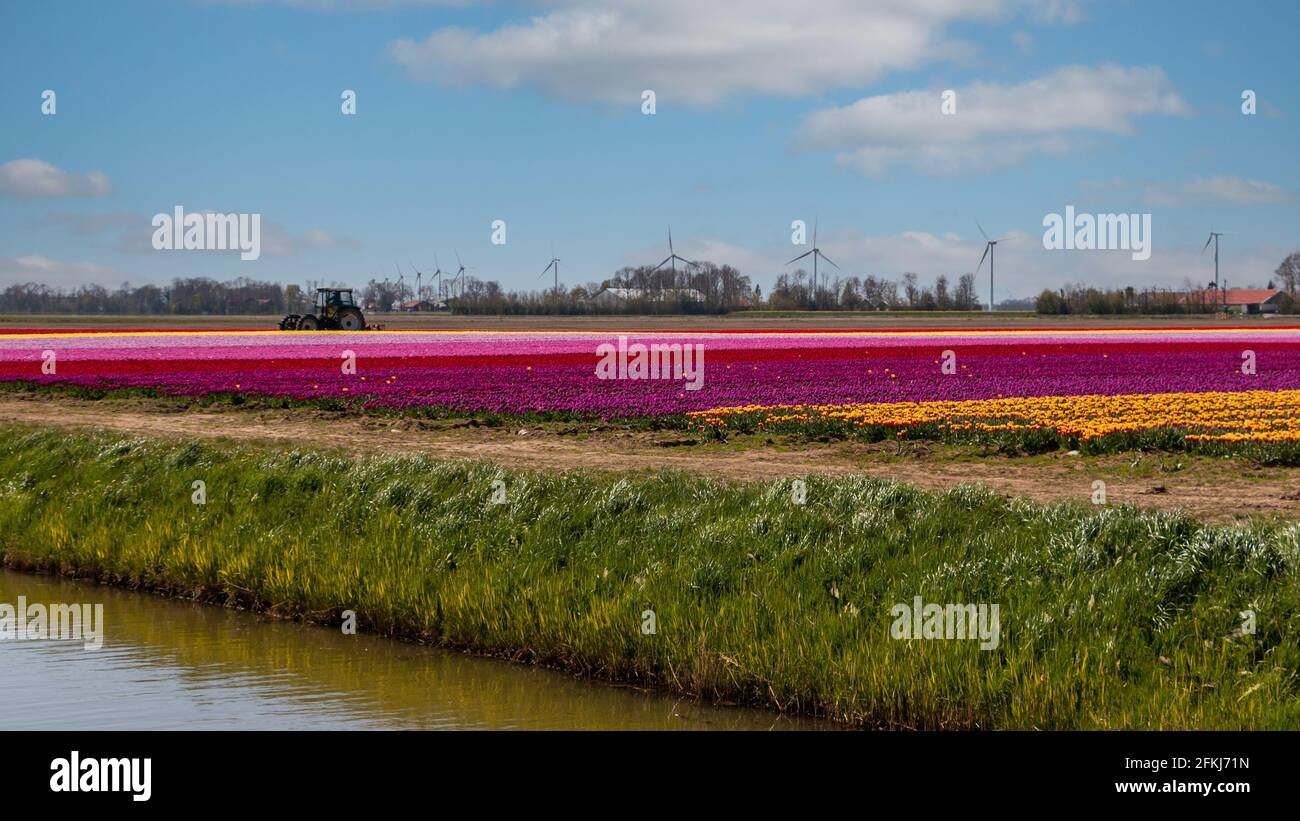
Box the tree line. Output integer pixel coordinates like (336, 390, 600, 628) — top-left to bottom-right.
(0, 278, 309, 315)
(2, 250, 1297, 315)
(1036, 251, 1300, 315)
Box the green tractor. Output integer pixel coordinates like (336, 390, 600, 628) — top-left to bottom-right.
(280, 288, 366, 331)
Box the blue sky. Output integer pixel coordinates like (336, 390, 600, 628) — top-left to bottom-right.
(1, 0, 1296, 300)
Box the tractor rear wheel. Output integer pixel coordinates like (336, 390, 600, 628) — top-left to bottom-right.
(298, 314, 320, 330)
(337, 308, 365, 331)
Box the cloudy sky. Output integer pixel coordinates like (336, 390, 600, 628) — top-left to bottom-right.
(1, 0, 1296, 299)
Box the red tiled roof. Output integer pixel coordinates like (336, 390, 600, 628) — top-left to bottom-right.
(1182, 288, 1284, 305)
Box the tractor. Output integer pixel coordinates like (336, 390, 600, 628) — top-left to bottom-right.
(280, 288, 366, 331)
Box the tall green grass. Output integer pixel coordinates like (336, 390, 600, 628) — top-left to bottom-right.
(1, 425, 1297, 728)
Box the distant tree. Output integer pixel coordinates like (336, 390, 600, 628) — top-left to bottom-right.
(1274, 251, 1300, 295)
(284, 284, 307, 313)
(1035, 289, 1065, 314)
(902, 272, 919, 309)
(933, 275, 951, 310)
(954, 273, 979, 310)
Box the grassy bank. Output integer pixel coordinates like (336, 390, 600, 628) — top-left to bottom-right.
(1, 425, 1297, 728)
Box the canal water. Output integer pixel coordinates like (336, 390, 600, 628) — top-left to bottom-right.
(0, 569, 823, 730)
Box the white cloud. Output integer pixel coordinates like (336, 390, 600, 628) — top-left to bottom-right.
(298, 227, 355, 249)
(795, 64, 1188, 175)
(1084, 176, 1292, 207)
(0, 255, 131, 289)
(625, 236, 774, 275)
(45, 211, 139, 236)
(96, 210, 358, 256)
(260, 223, 359, 255)
(388, 0, 1039, 106)
(838, 229, 1285, 295)
(0, 159, 111, 199)
(1028, 0, 1087, 23)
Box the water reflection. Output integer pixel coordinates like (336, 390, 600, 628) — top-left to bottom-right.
(0, 570, 826, 730)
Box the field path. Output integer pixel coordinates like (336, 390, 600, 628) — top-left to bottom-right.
(2, 393, 1297, 522)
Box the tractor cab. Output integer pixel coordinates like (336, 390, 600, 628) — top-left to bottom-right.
(317, 288, 356, 317)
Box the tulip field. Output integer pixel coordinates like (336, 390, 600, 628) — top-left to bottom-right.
(2, 326, 1299, 449)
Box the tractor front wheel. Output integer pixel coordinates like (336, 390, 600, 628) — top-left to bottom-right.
(298, 314, 320, 330)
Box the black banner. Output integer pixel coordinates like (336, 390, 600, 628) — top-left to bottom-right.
(5, 731, 1285, 808)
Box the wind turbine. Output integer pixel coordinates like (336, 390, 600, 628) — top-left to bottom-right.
(786, 219, 838, 309)
(408, 260, 424, 302)
(540, 244, 561, 293)
(430, 254, 446, 301)
(1202, 231, 1225, 301)
(453, 251, 473, 299)
(653, 226, 698, 289)
(976, 222, 1006, 312)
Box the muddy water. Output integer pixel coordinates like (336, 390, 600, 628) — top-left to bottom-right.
(0, 570, 824, 730)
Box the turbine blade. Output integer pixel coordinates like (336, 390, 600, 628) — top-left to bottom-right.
(976, 243, 990, 274)
(786, 250, 814, 265)
(818, 251, 840, 269)
(1202, 234, 1214, 253)
(977, 221, 990, 242)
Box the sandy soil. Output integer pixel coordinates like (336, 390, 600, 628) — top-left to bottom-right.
(2, 393, 1296, 523)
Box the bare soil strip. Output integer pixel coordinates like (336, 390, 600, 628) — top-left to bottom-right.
(2, 393, 1296, 523)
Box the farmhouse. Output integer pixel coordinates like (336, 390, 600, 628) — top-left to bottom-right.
(396, 299, 444, 312)
(1182, 288, 1288, 314)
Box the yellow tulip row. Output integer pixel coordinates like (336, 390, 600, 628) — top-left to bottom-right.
(687, 390, 1300, 442)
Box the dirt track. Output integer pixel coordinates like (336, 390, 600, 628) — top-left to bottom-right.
(2, 393, 1297, 523)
